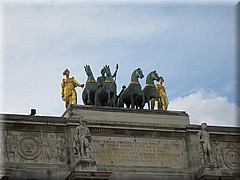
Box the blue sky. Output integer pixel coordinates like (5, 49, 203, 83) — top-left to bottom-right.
(0, 0, 239, 127)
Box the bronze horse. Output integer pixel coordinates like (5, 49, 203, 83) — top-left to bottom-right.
(118, 68, 144, 108)
(95, 65, 117, 107)
(82, 65, 98, 105)
(136, 71, 162, 109)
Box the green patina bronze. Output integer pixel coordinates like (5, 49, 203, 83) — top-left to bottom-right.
(95, 65, 117, 107)
(82, 65, 98, 105)
(80, 65, 162, 110)
(118, 68, 144, 108)
(136, 71, 162, 109)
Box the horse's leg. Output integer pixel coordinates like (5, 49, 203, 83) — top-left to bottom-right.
(118, 97, 123, 107)
(91, 91, 95, 105)
(130, 93, 134, 108)
(158, 96, 163, 110)
(95, 91, 100, 106)
(87, 90, 91, 104)
(150, 98, 155, 110)
(146, 95, 151, 109)
(107, 90, 111, 105)
(112, 92, 116, 107)
(141, 92, 145, 109)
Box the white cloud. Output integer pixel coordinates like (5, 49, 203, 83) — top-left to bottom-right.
(0, 1, 238, 128)
(168, 89, 239, 127)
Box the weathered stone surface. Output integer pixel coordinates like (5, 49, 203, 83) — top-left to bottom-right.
(196, 166, 222, 179)
(75, 158, 97, 171)
(63, 105, 190, 126)
(66, 171, 112, 180)
(0, 106, 239, 180)
(90, 136, 187, 168)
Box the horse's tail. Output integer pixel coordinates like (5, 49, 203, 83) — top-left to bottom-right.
(115, 85, 126, 105)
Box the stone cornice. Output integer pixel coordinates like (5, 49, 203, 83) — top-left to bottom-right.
(62, 105, 189, 117)
(187, 124, 240, 135)
(0, 114, 67, 124)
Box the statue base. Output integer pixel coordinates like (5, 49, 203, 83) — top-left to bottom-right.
(66, 171, 112, 180)
(75, 157, 97, 172)
(66, 158, 112, 180)
(62, 105, 190, 126)
(195, 166, 222, 180)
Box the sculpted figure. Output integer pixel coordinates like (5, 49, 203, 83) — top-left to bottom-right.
(73, 117, 92, 158)
(61, 69, 84, 109)
(6, 131, 18, 162)
(97, 64, 118, 88)
(41, 133, 51, 162)
(197, 123, 213, 166)
(95, 65, 117, 107)
(151, 77, 168, 110)
(214, 142, 223, 167)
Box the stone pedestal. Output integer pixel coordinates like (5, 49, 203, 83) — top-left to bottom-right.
(66, 171, 112, 180)
(62, 105, 190, 127)
(75, 158, 97, 172)
(196, 166, 222, 180)
(66, 158, 104, 180)
(0, 169, 13, 180)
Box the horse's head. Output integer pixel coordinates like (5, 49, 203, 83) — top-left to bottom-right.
(135, 68, 144, 79)
(84, 65, 92, 76)
(103, 65, 111, 77)
(150, 71, 160, 81)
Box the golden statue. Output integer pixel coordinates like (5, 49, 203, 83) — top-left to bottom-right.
(151, 76, 168, 110)
(61, 69, 84, 109)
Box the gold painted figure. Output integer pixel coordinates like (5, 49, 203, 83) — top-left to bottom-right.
(151, 76, 168, 110)
(61, 69, 84, 109)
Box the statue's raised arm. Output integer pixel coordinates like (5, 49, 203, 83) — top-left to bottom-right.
(112, 64, 119, 79)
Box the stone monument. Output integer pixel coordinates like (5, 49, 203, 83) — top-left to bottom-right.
(196, 123, 222, 179)
(0, 106, 240, 179)
(0, 65, 239, 179)
(73, 116, 97, 171)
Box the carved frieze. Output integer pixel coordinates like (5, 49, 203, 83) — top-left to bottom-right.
(18, 137, 40, 160)
(212, 141, 240, 170)
(2, 130, 67, 164)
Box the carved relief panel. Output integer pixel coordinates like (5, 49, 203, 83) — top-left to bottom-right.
(212, 141, 240, 170)
(2, 130, 67, 164)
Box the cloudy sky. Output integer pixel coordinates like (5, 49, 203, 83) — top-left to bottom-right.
(0, 0, 239, 127)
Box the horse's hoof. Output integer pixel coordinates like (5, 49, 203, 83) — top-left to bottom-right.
(87, 100, 91, 104)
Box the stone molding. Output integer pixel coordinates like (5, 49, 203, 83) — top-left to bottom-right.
(0, 107, 239, 179)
